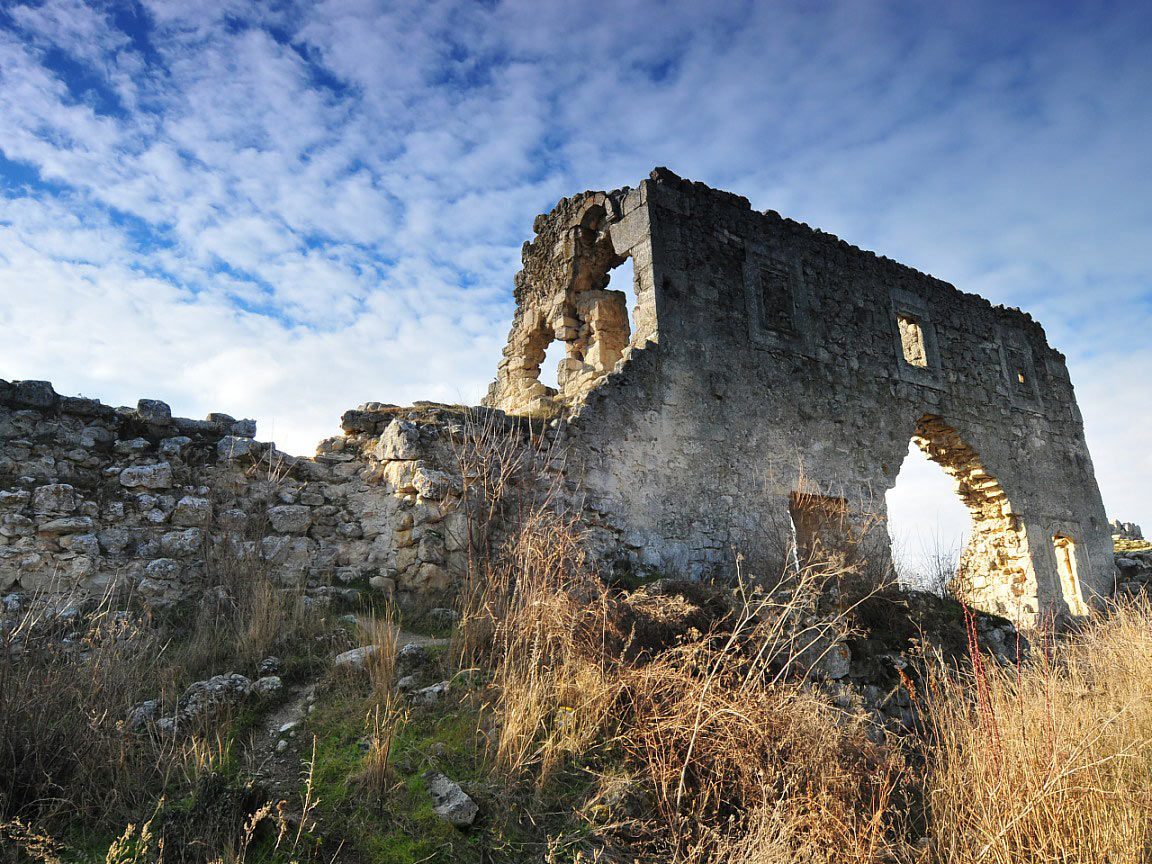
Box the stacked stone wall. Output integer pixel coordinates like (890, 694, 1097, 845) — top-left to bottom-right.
(0, 380, 493, 611)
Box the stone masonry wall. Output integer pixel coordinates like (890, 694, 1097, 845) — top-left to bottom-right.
(489, 169, 1115, 627)
(0, 379, 489, 611)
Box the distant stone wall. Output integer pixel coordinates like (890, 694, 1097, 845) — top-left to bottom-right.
(1110, 520, 1144, 541)
(0, 380, 488, 611)
(489, 169, 1116, 626)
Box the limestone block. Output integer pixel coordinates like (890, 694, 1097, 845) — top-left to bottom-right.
(375, 419, 421, 461)
(369, 574, 396, 595)
(158, 436, 192, 459)
(136, 399, 172, 425)
(119, 463, 173, 490)
(161, 528, 202, 558)
(59, 533, 100, 557)
(114, 438, 151, 455)
(217, 436, 256, 461)
(231, 418, 257, 438)
(12, 380, 57, 409)
(0, 515, 33, 538)
(0, 489, 30, 508)
(404, 562, 452, 594)
(381, 460, 419, 494)
(413, 467, 457, 500)
(268, 505, 312, 534)
(144, 558, 181, 581)
(98, 528, 134, 556)
(32, 483, 76, 514)
(172, 496, 212, 527)
(38, 516, 96, 535)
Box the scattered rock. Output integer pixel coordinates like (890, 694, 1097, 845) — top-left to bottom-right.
(258, 656, 282, 677)
(412, 680, 450, 707)
(396, 642, 431, 678)
(424, 771, 478, 828)
(252, 676, 283, 699)
(334, 645, 377, 669)
(126, 699, 159, 732)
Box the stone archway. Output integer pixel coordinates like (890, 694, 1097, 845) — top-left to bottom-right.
(910, 414, 1039, 624)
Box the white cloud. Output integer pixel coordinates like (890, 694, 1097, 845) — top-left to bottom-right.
(0, 0, 1148, 553)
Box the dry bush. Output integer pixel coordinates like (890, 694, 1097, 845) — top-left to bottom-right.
(449, 410, 906, 860)
(616, 570, 905, 863)
(0, 592, 178, 832)
(460, 505, 623, 789)
(923, 596, 1152, 863)
(181, 534, 327, 681)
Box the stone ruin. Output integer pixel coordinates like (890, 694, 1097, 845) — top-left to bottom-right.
(488, 168, 1114, 626)
(0, 169, 1117, 627)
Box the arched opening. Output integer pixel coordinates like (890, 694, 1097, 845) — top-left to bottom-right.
(892, 415, 1038, 622)
(886, 441, 970, 593)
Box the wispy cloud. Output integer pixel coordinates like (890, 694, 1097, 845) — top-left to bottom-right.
(1, 0, 1150, 548)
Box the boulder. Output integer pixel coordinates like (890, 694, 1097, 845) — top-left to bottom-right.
(424, 772, 478, 828)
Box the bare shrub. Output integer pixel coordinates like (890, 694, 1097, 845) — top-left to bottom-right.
(447, 411, 905, 860)
(923, 595, 1152, 863)
(0, 591, 178, 831)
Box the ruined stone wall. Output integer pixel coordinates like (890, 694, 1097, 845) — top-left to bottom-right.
(494, 169, 1114, 626)
(0, 379, 482, 611)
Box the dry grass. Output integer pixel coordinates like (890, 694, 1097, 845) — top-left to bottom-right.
(0, 591, 179, 831)
(923, 596, 1152, 863)
(450, 410, 907, 861)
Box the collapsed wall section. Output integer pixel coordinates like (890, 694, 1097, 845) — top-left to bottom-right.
(0, 379, 493, 611)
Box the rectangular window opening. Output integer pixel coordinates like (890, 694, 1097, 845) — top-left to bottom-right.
(898, 314, 928, 367)
(760, 265, 795, 333)
(1054, 534, 1089, 616)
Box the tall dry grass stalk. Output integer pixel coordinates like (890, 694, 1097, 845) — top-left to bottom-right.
(350, 607, 406, 800)
(924, 595, 1152, 863)
(0, 590, 178, 831)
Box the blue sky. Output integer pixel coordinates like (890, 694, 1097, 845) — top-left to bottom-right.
(1, 0, 1150, 569)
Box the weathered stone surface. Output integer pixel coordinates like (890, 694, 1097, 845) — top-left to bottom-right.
(268, 505, 312, 534)
(412, 680, 450, 706)
(333, 645, 377, 668)
(119, 463, 173, 489)
(171, 496, 212, 527)
(38, 516, 95, 535)
(31, 484, 76, 514)
(217, 436, 256, 461)
(12, 380, 57, 410)
(137, 399, 172, 425)
(375, 419, 421, 460)
(424, 771, 478, 827)
(160, 528, 202, 558)
(484, 169, 1114, 626)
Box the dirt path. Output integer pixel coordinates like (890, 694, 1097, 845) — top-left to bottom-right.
(246, 628, 450, 799)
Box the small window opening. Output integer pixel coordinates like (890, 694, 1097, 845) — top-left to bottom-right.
(1054, 534, 1089, 616)
(539, 339, 566, 391)
(1008, 348, 1034, 397)
(760, 265, 795, 333)
(610, 255, 637, 333)
(898, 314, 928, 367)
